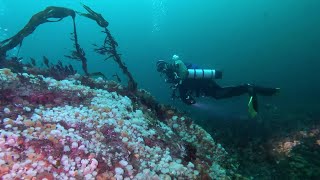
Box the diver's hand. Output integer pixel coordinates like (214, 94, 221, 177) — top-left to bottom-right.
(183, 95, 196, 105)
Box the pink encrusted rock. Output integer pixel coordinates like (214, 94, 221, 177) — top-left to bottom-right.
(0, 69, 232, 179)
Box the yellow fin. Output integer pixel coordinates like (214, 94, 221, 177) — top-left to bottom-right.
(248, 96, 257, 118)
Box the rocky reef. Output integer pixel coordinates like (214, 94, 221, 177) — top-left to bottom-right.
(200, 99, 320, 179)
(0, 4, 241, 179)
(0, 68, 235, 179)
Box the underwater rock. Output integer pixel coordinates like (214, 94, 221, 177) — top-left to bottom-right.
(0, 68, 234, 179)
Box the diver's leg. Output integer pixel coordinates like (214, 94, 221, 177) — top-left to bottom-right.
(209, 84, 250, 99)
(211, 84, 279, 99)
(251, 85, 280, 96)
(208, 84, 260, 117)
(207, 83, 279, 118)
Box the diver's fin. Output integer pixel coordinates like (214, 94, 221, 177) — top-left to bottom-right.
(248, 95, 258, 118)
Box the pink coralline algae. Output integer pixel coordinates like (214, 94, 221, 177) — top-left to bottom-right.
(0, 68, 235, 179)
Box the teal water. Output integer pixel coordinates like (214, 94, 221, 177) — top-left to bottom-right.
(1, 0, 319, 117)
(1, 0, 320, 178)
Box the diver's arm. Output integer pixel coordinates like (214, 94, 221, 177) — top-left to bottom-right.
(173, 60, 188, 80)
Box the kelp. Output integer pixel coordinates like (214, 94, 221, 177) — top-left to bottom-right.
(78, 4, 137, 92)
(0, 6, 76, 59)
(0, 5, 137, 92)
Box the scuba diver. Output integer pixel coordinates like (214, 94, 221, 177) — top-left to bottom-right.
(156, 55, 280, 118)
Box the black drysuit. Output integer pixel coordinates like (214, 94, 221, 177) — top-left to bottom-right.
(178, 78, 278, 106)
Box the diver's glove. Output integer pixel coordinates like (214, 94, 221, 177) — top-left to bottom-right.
(183, 95, 196, 105)
(274, 88, 281, 96)
(248, 95, 258, 118)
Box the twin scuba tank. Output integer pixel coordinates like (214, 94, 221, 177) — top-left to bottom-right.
(186, 68, 222, 80)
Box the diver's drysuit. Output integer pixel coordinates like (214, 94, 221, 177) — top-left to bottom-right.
(156, 56, 279, 117)
(178, 77, 278, 105)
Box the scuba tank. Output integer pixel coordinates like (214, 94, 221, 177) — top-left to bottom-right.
(187, 69, 222, 79)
